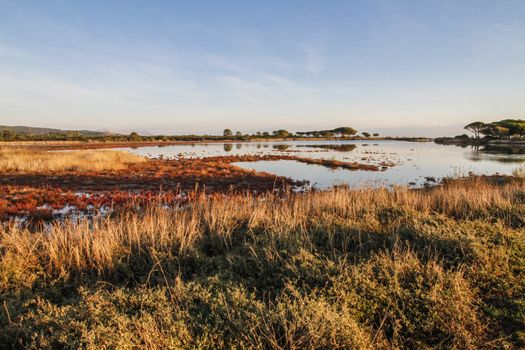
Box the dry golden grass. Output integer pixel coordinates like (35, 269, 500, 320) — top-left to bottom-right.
(0, 147, 145, 173)
(1, 178, 524, 348)
(3, 178, 520, 275)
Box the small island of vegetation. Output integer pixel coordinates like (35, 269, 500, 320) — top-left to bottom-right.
(435, 119, 525, 145)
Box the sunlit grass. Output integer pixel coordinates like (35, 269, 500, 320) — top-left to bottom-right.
(513, 165, 525, 178)
(0, 148, 145, 173)
(1, 178, 524, 348)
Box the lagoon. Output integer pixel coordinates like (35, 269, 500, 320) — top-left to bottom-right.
(116, 140, 525, 189)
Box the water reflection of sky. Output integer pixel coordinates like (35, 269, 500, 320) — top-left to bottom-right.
(115, 140, 525, 189)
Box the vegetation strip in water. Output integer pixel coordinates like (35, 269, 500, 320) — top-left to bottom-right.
(232, 154, 382, 171)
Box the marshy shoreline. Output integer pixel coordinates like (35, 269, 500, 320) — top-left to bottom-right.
(0, 147, 388, 222)
(1, 143, 524, 349)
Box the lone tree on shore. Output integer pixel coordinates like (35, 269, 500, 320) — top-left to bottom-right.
(362, 132, 371, 138)
(223, 129, 233, 137)
(464, 122, 485, 139)
(235, 131, 242, 137)
(129, 132, 142, 141)
(273, 129, 290, 138)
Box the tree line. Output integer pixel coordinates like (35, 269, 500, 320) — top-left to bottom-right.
(223, 127, 381, 139)
(0, 125, 381, 142)
(464, 119, 525, 139)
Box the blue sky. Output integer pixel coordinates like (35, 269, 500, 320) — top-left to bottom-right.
(1, 1, 524, 136)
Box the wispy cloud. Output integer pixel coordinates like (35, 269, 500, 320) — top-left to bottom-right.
(302, 45, 323, 74)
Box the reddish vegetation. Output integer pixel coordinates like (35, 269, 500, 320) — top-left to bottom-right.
(0, 186, 186, 221)
(0, 156, 291, 220)
(0, 156, 296, 191)
(0, 155, 380, 192)
(0, 155, 383, 220)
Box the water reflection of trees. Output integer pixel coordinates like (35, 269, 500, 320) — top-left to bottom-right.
(222, 143, 246, 151)
(481, 144, 525, 155)
(273, 144, 290, 151)
(465, 144, 525, 163)
(298, 144, 357, 152)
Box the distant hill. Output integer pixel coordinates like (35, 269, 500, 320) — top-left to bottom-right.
(0, 125, 114, 137)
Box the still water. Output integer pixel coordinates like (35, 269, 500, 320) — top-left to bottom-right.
(116, 140, 525, 189)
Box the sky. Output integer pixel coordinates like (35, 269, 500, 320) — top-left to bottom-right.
(1, 1, 524, 137)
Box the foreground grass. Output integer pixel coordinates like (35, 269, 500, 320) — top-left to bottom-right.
(1, 179, 524, 349)
(0, 148, 144, 173)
